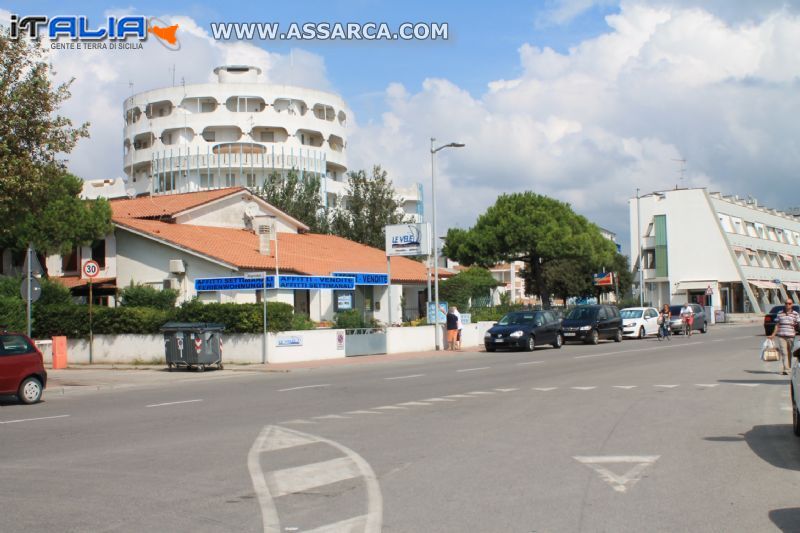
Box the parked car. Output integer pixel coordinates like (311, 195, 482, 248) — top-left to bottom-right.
(484, 310, 563, 352)
(621, 307, 660, 339)
(792, 353, 800, 436)
(561, 304, 623, 344)
(0, 331, 47, 404)
(668, 304, 708, 334)
(764, 304, 800, 336)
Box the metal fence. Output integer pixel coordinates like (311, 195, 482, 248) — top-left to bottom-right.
(344, 327, 387, 357)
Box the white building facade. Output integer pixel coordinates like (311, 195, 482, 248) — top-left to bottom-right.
(630, 188, 800, 315)
(122, 65, 422, 219)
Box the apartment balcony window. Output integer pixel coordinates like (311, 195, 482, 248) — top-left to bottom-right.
(145, 100, 173, 119)
(273, 98, 307, 116)
(745, 222, 758, 237)
(62, 249, 78, 274)
(91, 240, 106, 269)
(133, 132, 155, 150)
(718, 213, 733, 233)
(203, 131, 215, 142)
(245, 173, 257, 188)
(180, 97, 217, 113)
(312, 104, 335, 121)
(296, 129, 323, 147)
(225, 96, 266, 113)
(125, 107, 142, 125)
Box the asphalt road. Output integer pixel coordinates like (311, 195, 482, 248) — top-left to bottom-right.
(1, 324, 798, 532)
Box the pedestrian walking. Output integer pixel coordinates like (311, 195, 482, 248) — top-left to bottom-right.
(658, 304, 671, 341)
(445, 307, 459, 350)
(769, 299, 799, 375)
(452, 306, 463, 350)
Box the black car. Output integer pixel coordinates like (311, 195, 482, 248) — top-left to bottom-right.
(484, 310, 563, 352)
(764, 304, 800, 336)
(561, 304, 623, 344)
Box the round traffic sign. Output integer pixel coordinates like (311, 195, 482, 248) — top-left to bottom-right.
(20, 277, 42, 303)
(83, 260, 100, 278)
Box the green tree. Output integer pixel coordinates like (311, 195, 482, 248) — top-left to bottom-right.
(0, 30, 111, 253)
(254, 170, 328, 233)
(443, 192, 617, 308)
(330, 166, 410, 249)
(119, 283, 179, 310)
(541, 258, 594, 302)
(439, 267, 501, 310)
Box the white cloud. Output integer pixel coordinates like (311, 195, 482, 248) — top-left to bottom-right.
(350, 1, 800, 250)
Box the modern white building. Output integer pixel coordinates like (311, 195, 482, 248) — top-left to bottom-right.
(630, 188, 800, 315)
(122, 65, 422, 219)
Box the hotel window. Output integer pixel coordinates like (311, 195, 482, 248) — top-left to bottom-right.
(767, 227, 778, 241)
(731, 217, 745, 235)
(754, 223, 766, 239)
(735, 251, 749, 267)
(161, 133, 172, 145)
(201, 101, 215, 113)
(745, 222, 758, 238)
(260, 131, 274, 142)
(717, 214, 733, 233)
(245, 173, 256, 188)
(202, 131, 215, 142)
(224, 173, 236, 187)
(785, 230, 795, 245)
(200, 172, 212, 188)
(645, 222, 654, 238)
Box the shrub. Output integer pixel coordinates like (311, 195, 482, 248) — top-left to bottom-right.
(119, 283, 179, 309)
(32, 305, 89, 338)
(93, 307, 173, 335)
(290, 313, 316, 331)
(0, 296, 26, 332)
(175, 300, 298, 333)
(334, 309, 379, 329)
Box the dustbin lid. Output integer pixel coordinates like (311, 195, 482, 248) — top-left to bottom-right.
(160, 322, 226, 332)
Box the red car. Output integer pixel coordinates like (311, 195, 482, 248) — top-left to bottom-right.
(0, 331, 47, 404)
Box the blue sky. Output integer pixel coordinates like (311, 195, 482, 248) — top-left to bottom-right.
(10, 0, 620, 123)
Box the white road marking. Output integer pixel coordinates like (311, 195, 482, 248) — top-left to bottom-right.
(0, 414, 70, 425)
(613, 386, 637, 390)
(445, 394, 473, 398)
(572, 387, 596, 391)
(384, 374, 425, 381)
(374, 405, 407, 410)
(533, 387, 557, 391)
(397, 401, 431, 407)
(695, 384, 719, 388)
(574, 455, 660, 493)
(782, 406, 793, 411)
(712, 339, 724, 342)
(278, 384, 330, 392)
(457, 367, 491, 372)
(283, 419, 315, 425)
(654, 385, 679, 388)
(574, 342, 703, 360)
(730, 383, 760, 387)
(345, 410, 382, 415)
(468, 391, 496, 395)
(312, 414, 350, 420)
(146, 399, 203, 408)
(424, 397, 456, 402)
(517, 361, 544, 366)
(248, 426, 383, 533)
(495, 388, 519, 392)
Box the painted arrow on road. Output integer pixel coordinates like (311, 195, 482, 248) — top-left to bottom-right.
(574, 455, 660, 493)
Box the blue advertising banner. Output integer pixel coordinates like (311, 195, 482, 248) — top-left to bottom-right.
(427, 301, 448, 324)
(331, 272, 390, 285)
(278, 275, 355, 290)
(195, 276, 275, 292)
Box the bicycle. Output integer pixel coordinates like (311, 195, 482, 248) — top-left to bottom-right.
(681, 314, 694, 337)
(657, 318, 671, 341)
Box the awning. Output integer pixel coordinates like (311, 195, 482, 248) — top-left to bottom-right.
(749, 279, 780, 289)
(732, 246, 745, 253)
(785, 281, 800, 291)
(781, 253, 794, 261)
(675, 281, 715, 291)
(746, 249, 756, 256)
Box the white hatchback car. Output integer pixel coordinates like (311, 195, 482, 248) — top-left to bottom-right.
(620, 307, 660, 339)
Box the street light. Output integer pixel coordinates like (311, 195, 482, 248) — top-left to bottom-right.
(431, 138, 465, 350)
(636, 188, 643, 306)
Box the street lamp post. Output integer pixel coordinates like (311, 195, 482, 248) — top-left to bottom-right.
(637, 188, 643, 306)
(430, 138, 465, 350)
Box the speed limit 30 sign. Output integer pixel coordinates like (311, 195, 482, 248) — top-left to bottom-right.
(83, 260, 101, 278)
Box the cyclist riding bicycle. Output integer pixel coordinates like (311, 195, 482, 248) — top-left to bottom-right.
(680, 303, 695, 337)
(657, 304, 671, 340)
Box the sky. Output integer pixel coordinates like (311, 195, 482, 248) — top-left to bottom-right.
(4, 0, 800, 255)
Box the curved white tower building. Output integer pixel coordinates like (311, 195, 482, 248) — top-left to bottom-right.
(123, 65, 349, 202)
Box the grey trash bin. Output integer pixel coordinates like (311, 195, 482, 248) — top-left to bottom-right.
(161, 322, 225, 372)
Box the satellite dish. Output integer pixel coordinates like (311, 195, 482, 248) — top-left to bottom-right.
(245, 204, 259, 218)
(126, 188, 137, 199)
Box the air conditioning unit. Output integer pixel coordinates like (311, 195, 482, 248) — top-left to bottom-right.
(169, 259, 185, 274)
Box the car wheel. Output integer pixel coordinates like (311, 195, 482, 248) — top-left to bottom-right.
(552, 333, 563, 349)
(793, 390, 800, 437)
(18, 377, 42, 405)
(638, 326, 645, 339)
(525, 336, 535, 352)
(614, 329, 623, 342)
(587, 330, 599, 345)
(701, 321, 708, 334)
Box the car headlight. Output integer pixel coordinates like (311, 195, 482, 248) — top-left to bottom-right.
(510, 330, 524, 338)
(579, 325, 592, 331)
(484, 332, 492, 338)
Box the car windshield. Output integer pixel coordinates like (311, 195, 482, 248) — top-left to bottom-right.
(669, 305, 695, 316)
(497, 312, 537, 325)
(769, 305, 800, 314)
(566, 307, 597, 320)
(620, 309, 643, 319)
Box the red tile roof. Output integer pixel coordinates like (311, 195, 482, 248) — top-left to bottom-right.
(110, 188, 245, 219)
(114, 217, 430, 283)
(52, 276, 115, 289)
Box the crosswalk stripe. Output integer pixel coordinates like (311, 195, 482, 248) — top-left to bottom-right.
(572, 387, 596, 391)
(303, 514, 369, 533)
(613, 386, 637, 389)
(397, 401, 431, 407)
(495, 388, 519, 392)
(283, 419, 315, 425)
(267, 457, 360, 498)
(695, 384, 718, 387)
(445, 394, 473, 398)
(468, 391, 496, 395)
(424, 398, 456, 402)
(655, 385, 679, 388)
(312, 414, 350, 420)
(533, 387, 557, 391)
(730, 383, 759, 387)
(345, 410, 382, 415)
(374, 405, 407, 410)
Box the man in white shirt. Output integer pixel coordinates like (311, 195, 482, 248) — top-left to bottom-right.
(680, 304, 695, 336)
(452, 306, 462, 350)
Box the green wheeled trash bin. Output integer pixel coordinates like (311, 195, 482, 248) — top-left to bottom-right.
(161, 322, 225, 372)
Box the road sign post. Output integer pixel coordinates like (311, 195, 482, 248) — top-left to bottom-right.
(245, 272, 269, 364)
(83, 260, 100, 364)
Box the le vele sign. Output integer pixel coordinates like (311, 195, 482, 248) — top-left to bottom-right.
(385, 223, 431, 257)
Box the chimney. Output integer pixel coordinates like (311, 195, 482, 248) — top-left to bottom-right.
(253, 215, 275, 255)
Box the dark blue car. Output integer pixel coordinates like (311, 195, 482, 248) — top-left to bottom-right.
(484, 310, 563, 352)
